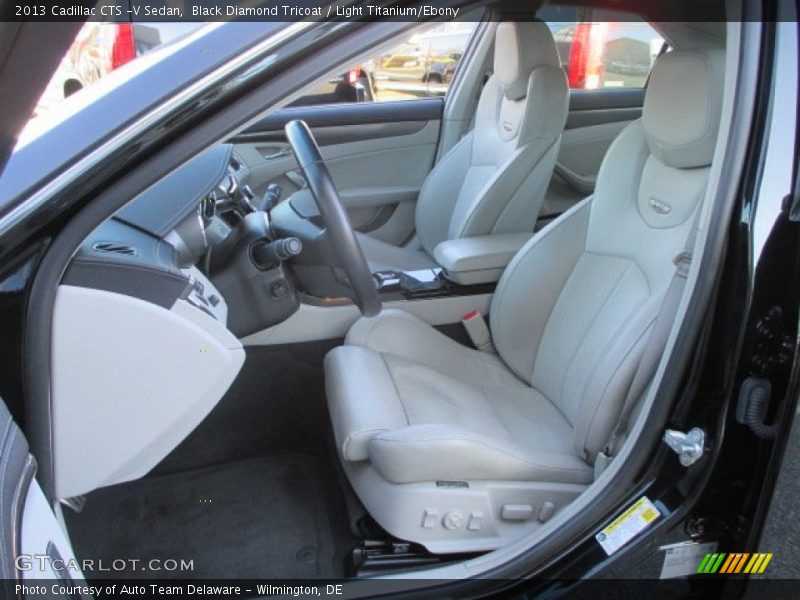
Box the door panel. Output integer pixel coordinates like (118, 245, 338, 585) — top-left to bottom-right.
(0, 395, 83, 584)
(543, 89, 644, 216)
(242, 97, 444, 131)
(20, 481, 84, 581)
(537, 14, 664, 218)
(556, 120, 633, 194)
(232, 99, 443, 245)
(567, 88, 645, 112)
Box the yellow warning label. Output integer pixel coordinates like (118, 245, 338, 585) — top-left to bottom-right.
(641, 507, 658, 523)
(596, 496, 661, 555)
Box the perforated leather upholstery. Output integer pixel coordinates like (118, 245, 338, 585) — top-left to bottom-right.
(325, 47, 725, 550)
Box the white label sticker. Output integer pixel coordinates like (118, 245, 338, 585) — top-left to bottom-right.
(596, 496, 661, 556)
(659, 541, 718, 579)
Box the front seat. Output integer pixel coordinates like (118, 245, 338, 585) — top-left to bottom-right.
(325, 47, 725, 553)
(358, 21, 568, 272)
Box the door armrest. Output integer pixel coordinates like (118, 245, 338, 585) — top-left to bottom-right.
(433, 233, 532, 285)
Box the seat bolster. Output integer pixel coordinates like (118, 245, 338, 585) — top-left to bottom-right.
(451, 138, 560, 241)
(368, 424, 594, 485)
(346, 309, 523, 390)
(347, 308, 462, 354)
(415, 131, 475, 254)
(325, 346, 408, 461)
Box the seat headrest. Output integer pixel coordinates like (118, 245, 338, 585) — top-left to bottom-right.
(643, 48, 725, 169)
(494, 21, 561, 101)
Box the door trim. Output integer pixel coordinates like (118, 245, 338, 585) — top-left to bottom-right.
(237, 97, 444, 137)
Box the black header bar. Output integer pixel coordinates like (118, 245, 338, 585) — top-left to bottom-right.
(1, 0, 794, 23)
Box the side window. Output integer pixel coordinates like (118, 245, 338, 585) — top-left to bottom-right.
(545, 15, 665, 90)
(292, 22, 479, 107)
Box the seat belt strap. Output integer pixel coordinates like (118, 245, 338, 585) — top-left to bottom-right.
(594, 220, 700, 478)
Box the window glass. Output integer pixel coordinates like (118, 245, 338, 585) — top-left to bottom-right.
(34, 22, 201, 119)
(544, 15, 665, 89)
(292, 21, 479, 107)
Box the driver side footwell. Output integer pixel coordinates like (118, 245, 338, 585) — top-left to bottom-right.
(64, 454, 343, 579)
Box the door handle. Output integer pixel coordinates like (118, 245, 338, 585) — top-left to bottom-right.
(262, 148, 292, 160)
(257, 145, 292, 160)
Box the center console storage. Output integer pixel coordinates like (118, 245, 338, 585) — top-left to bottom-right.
(433, 233, 533, 286)
(371, 233, 533, 301)
(372, 267, 496, 302)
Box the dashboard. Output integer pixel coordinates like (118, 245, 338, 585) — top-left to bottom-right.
(51, 144, 275, 499)
(61, 143, 299, 336)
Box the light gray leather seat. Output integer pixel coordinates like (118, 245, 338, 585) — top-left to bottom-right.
(360, 21, 568, 272)
(326, 47, 725, 553)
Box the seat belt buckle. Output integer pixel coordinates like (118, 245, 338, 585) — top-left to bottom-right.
(673, 250, 692, 278)
(594, 450, 612, 479)
(461, 311, 495, 354)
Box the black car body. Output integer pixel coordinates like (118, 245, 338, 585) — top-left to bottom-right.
(0, 1, 798, 597)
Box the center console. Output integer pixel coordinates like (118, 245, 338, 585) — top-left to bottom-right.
(240, 184, 536, 345)
(372, 267, 496, 301)
(370, 232, 533, 301)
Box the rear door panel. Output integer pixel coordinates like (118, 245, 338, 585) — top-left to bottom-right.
(231, 98, 443, 245)
(544, 89, 644, 215)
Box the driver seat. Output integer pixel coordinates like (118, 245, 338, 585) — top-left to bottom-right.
(358, 21, 568, 272)
(325, 47, 724, 553)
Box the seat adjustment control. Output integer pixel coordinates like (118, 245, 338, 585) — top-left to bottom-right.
(467, 511, 483, 531)
(442, 510, 465, 530)
(421, 509, 438, 529)
(538, 501, 556, 523)
(501, 504, 533, 521)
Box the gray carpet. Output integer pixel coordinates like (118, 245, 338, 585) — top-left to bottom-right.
(65, 455, 340, 579)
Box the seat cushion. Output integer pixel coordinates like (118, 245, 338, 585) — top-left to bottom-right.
(355, 232, 437, 273)
(325, 309, 593, 485)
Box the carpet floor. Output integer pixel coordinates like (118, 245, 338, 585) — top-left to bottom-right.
(65, 454, 344, 579)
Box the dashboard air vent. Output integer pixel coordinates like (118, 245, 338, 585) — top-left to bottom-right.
(92, 241, 137, 256)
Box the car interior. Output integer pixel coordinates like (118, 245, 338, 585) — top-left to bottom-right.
(38, 8, 731, 580)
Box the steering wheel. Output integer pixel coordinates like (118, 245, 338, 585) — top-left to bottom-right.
(284, 120, 381, 317)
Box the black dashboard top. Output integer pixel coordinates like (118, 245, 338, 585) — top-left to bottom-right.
(63, 218, 190, 309)
(116, 144, 233, 238)
(62, 144, 238, 309)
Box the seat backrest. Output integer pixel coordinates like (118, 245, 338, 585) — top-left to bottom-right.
(491, 47, 725, 462)
(415, 22, 568, 256)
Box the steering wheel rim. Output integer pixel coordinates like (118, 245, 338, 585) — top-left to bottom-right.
(284, 119, 381, 317)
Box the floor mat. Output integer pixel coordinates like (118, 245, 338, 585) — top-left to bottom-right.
(65, 455, 341, 579)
